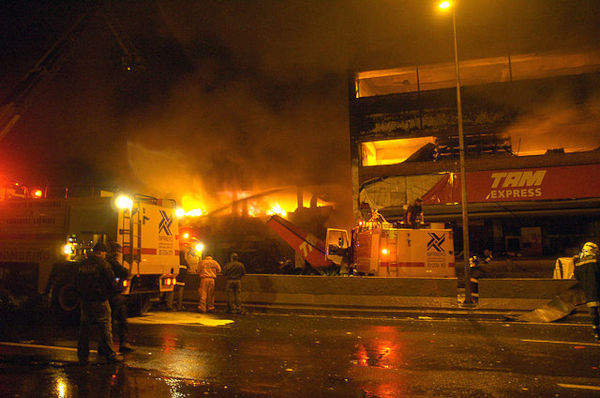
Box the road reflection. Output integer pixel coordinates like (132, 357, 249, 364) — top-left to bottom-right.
(352, 325, 406, 398)
(2, 314, 412, 397)
(355, 326, 402, 369)
(16, 362, 240, 398)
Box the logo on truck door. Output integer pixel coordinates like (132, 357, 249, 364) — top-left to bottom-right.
(427, 233, 445, 252)
(158, 210, 173, 236)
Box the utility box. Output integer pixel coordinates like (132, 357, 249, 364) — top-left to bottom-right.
(355, 227, 455, 277)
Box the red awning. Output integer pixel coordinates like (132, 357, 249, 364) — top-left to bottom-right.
(422, 164, 600, 205)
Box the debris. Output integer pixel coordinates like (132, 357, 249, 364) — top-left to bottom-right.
(506, 284, 585, 323)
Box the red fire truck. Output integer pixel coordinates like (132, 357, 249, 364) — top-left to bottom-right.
(0, 190, 179, 317)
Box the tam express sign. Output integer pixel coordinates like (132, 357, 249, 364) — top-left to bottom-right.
(482, 169, 546, 200)
(423, 164, 600, 204)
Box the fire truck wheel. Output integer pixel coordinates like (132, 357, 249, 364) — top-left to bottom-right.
(54, 282, 80, 314)
(128, 294, 152, 316)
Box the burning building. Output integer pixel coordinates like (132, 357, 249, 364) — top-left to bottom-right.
(349, 49, 600, 258)
(176, 185, 337, 273)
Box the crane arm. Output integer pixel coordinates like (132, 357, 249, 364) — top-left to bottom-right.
(0, 11, 92, 143)
(0, 7, 143, 144)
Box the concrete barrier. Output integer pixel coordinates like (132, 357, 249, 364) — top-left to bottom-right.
(183, 274, 459, 309)
(478, 278, 579, 310)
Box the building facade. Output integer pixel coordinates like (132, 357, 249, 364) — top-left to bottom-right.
(349, 50, 600, 258)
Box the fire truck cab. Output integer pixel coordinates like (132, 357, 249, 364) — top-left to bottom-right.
(0, 191, 179, 317)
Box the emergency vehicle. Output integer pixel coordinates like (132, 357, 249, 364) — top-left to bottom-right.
(267, 214, 455, 277)
(0, 190, 179, 316)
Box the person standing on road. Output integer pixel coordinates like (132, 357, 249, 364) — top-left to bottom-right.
(106, 243, 134, 353)
(222, 252, 246, 314)
(196, 253, 221, 313)
(574, 241, 600, 340)
(168, 243, 197, 311)
(76, 242, 120, 364)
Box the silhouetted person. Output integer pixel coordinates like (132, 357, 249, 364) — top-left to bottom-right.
(76, 242, 120, 364)
(405, 198, 424, 228)
(222, 253, 246, 314)
(168, 243, 197, 311)
(106, 243, 134, 353)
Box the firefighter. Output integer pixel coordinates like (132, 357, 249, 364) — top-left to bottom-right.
(196, 253, 221, 313)
(222, 252, 246, 314)
(405, 198, 424, 228)
(106, 243, 134, 353)
(574, 242, 600, 340)
(168, 243, 197, 311)
(75, 242, 120, 364)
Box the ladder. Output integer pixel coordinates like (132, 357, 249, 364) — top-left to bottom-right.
(120, 204, 142, 275)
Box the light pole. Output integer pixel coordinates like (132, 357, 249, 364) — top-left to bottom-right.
(439, 1, 472, 304)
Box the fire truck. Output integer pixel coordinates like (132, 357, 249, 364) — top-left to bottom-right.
(0, 191, 179, 317)
(267, 214, 455, 277)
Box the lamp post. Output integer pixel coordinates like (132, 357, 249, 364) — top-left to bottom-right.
(439, 0, 472, 304)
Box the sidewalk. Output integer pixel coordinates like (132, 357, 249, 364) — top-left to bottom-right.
(182, 299, 591, 324)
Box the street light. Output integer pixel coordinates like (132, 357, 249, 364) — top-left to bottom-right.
(438, 0, 472, 304)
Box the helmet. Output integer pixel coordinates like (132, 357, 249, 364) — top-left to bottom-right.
(582, 242, 599, 257)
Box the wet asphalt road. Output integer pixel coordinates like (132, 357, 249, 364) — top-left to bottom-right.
(1, 309, 600, 397)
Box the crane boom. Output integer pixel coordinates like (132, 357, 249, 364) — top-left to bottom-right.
(0, 7, 143, 144)
(0, 11, 91, 143)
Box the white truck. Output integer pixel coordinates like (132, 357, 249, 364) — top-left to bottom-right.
(347, 224, 455, 277)
(268, 215, 455, 278)
(0, 193, 179, 317)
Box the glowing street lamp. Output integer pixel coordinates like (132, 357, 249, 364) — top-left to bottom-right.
(438, 0, 472, 304)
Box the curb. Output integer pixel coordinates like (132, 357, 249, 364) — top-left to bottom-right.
(182, 300, 591, 324)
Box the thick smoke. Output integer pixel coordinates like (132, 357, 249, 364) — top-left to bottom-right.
(114, 0, 600, 220)
(505, 93, 600, 156)
(1, 0, 599, 226)
(122, 63, 350, 206)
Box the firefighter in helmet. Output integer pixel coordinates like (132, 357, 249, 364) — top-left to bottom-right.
(167, 241, 197, 311)
(574, 242, 600, 340)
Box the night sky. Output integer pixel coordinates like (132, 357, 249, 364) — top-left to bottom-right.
(1, 0, 599, 213)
